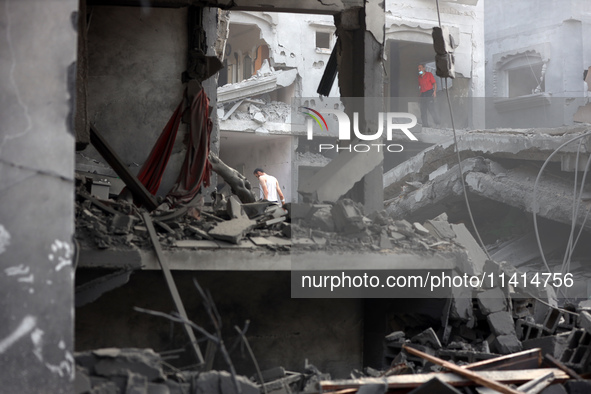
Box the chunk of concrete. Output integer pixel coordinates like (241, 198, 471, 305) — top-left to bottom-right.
(75, 366, 91, 394)
(477, 287, 507, 315)
(111, 214, 135, 235)
(423, 219, 455, 240)
(227, 195, 245, 219)
(411, 327, 442, 350)
(492, 334, 522, 355)
(487, 311, 516, 336)
(522, 332, 569, 359)
(209, 217, 256, 244)
(408, 377, 462, 394)
(332, 199, 366, 234)
(309, 206, 335, 232)
(451, 223, 487, 275)
(450, 285, 474, 323)
(413, 222, 430, 236)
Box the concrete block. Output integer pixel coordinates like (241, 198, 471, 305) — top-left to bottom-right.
(450, 284, 474, 323)
(487, 311, 516, 336)
(493, 334, 522, 354)
(477, 287, 507, 315)
(390, 231, 406, 241)
(411, 327, 442, 350)
(522, 333, 569, 359)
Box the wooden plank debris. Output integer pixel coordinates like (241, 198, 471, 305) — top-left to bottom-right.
(141, 212, 204, 366)
(464, 348, 542, 371)
(402, 345, 523, 394)
(90, 126, 158, 211)
(319, 369, 568, 392)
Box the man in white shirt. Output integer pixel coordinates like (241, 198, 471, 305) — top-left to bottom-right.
(253, 168, 285, 205)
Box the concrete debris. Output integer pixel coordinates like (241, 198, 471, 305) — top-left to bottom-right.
(75, 349, 258, 394)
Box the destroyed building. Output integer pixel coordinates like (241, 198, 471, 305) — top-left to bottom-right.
(3, 0, 591, 394)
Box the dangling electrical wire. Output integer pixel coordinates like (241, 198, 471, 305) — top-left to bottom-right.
(435, 0, 491, 259)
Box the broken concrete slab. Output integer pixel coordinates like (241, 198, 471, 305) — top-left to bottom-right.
(423, 219, 456, 240)
(209, 217, 256, 244)
(385, 157, 490, 222)
(383, 127, 591, 200)
(227, 195, 245, 219)
(125, 371, 147, 394)
(451, 223, 487, 275)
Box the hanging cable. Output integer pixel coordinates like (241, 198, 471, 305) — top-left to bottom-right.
(532, 132, 591, 275)
(435, 0, 491, 259)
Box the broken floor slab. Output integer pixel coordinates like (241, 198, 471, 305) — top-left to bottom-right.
(383, 127, 591, 200)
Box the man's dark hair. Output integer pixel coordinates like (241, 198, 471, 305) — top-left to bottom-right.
(418, 63, 425, 68)
(253, 168, 264, 174)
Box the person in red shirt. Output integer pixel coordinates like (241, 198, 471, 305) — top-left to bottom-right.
(418, 63, 440, 128)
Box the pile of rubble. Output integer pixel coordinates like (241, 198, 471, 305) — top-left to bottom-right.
(75, 175, 291, 253)
(316, 286, 591, 393)
(74, 348, 260, 394)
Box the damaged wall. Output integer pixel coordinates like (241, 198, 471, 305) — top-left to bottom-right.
(75, 271, 363, 379)
(485, 0, 591, 128)
(385, 0, 485, 105)
(80, 6, 189, 196)
(0, 0, 78, 392)
(227, 11, 339, 99)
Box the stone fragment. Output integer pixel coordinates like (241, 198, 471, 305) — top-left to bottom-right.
(309, 206, 335, 232)
(126, 372, 147, 394)
(487, 311, 516, 336)
(477, 287, 507, 315)
(111, 214, 134, 235)
(411, 327, 442, 350)
(492, 334, 522, 354)
(413, 222, 430, 235)
(332, 199, 366, 234)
